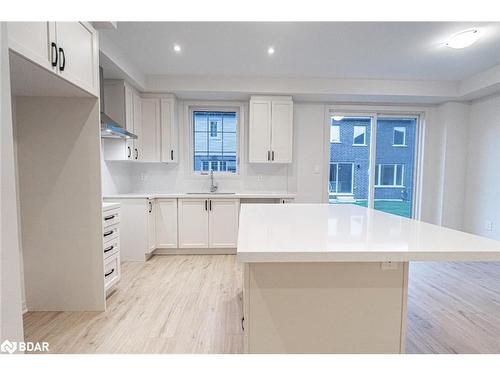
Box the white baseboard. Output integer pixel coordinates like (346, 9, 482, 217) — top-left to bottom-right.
(153, 248, 236, 256)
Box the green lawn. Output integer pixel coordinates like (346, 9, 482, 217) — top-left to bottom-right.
(332, 200, 412, 218)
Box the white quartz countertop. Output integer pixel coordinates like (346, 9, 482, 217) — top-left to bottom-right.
(102, 201, 120, 211)
(103, 192, 296, 199)
(237, 204, 500, 262)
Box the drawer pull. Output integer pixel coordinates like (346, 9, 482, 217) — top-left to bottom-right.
(103, 230, 114, 237)
(105, 269, 115, 277)
(104, 245, 114, 253)
(104, 215, 116, 221)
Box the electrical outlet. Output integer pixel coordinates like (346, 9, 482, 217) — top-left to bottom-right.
(485, 220, 493, 231)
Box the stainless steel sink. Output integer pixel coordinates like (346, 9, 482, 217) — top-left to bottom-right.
(186, 192, 236, 195)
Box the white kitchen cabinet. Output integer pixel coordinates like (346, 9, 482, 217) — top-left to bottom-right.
(7, 22, 54, 72)
(155, 199, 178, 248)
(132, 91, 142, 160)
(54, 22, 99, 96)
(160, 97, 179, 163)
(208, 199, 240, 248)
(102, 198, 155, 261)
(178, 199, 210, 248)
(140, 98, 161, 162)
(249, 96, 293, 163)
(248, 99, 272, 163)
(147, 199, 156, 253)
(178, 198, 240, 249)
(8, 22, 98, 96)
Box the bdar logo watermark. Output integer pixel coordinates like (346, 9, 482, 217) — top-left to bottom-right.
(1, 339, 49, 354)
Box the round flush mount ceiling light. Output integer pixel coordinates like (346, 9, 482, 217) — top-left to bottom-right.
(267, 46, 275, 55)
(445, 29, 481, 49)
(332, 115, 344, 121)
(173, 44, 182, 53)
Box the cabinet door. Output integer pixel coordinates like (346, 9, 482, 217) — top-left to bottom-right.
(147, 199, 156, 253)
(140, 98, 161, 162)
(178, 199, 209, 248)
(8, 22, 54, 71)
(271, 100, 293, 163)
(160, 98, 178, 163)
(249, 100, 272, 163)
(155, 199, 178, 248)
(132, 92, 142, 160)
(208, 199, 240, 248)
(54, 22, 98, 96)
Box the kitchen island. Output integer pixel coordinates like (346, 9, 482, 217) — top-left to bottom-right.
(237, 204, 500, 353)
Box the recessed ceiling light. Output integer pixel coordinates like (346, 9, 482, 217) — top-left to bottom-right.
(267, 46, 275, 55)
(173, 44, 181, 53)
(332, 115, 344, 121)
(445, 29, 481, 49)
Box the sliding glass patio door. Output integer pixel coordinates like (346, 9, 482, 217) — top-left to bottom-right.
(328, 113, 419, 218)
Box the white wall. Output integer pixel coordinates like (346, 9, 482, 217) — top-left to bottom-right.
(437, 102, 470, 230)
(0, 22, 24, 343)
(463, 94, 500, 240)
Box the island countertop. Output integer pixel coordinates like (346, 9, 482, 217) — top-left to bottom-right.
(237, 203, 500, 262)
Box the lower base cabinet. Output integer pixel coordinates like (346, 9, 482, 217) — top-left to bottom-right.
(155, 199, 178, 248)
(178, 198, 240, 249)
(103, 198, 155, 261)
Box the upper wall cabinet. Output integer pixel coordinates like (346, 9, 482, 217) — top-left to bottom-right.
(8, 22, 99, 96)
(249, 96, 293, 163)
(160, 97, 179, 163)
(140, 98, 161, 162)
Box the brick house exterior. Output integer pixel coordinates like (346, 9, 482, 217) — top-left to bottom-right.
(330, 117, 416, 201)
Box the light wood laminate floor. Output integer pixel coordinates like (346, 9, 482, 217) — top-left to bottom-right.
(24, 256, 500, 354)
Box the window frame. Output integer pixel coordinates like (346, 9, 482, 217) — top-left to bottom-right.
(188, 103, 243, 177)
(393, 126, 407, 147)
(374, 163, 405, 188)
(352, 125, 367, 146)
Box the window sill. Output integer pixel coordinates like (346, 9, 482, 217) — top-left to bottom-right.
(392, 144, 407, 147)
(374, 185, 405, 188)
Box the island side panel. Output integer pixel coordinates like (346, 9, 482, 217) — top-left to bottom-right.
(244, 261, 408, 354)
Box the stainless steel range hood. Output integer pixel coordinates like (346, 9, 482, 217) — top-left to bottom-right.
(100, 67, 137, 139)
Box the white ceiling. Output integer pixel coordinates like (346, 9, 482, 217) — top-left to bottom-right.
(99, 22, 500, 81)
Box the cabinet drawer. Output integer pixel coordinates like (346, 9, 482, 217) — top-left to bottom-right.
(103, 208, 120, 228)
(104, 252, 120, 291)
(103, 237, 120, 259)
(103, 224, 120, 242)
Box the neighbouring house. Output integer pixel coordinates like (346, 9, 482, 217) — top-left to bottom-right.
(329, 117, 416, 202)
